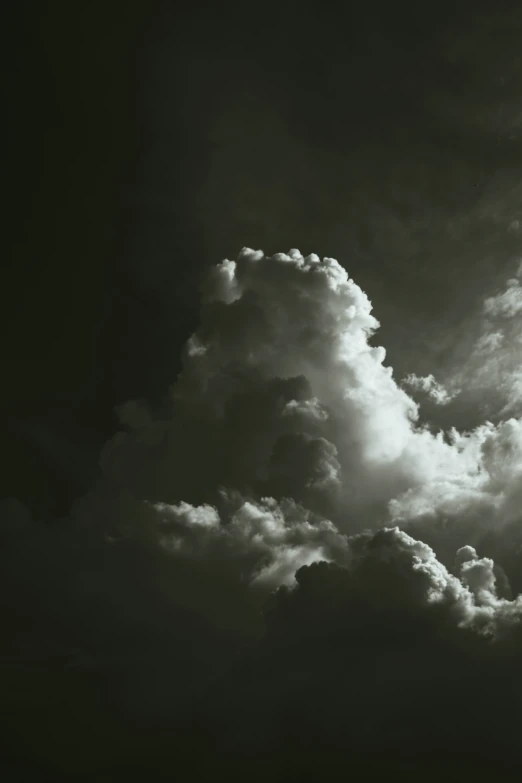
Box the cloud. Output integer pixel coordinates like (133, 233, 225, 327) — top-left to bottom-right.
(402, 372, 457, 404)
(91, 251, 521, 561)
(188, 527, 522, 777)
(390, 416, 522, 542)
(73, 249, 522, 605)
(483, 276, 522, 318)
(97, 248, 420, 525)
(3, 247, 522, 776)
(148, 494, 350, 620)
(261, 525, 522, 641)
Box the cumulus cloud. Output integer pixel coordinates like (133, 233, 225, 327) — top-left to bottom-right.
(97, 248, 418, 524)
(77, 248, 522, 631)
(261, 526, 522, 641)
(3, 247, 522, 777)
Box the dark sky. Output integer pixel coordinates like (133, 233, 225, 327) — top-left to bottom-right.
(3, 3, 522, 779)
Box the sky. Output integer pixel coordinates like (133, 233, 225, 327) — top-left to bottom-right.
(3, 2, 522, 779)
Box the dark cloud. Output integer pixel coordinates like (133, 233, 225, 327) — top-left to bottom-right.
(188, 531, 522, 779)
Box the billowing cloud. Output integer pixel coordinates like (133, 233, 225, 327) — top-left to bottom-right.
(79, 249, 522, 613)
(91, 249, 520, 551)
(3, 248, 522, 777)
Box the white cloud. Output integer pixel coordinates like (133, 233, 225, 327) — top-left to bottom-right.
(153, 495, 349, 590)
(402, 373, 457, 405)
(350, 527, 522, 638)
